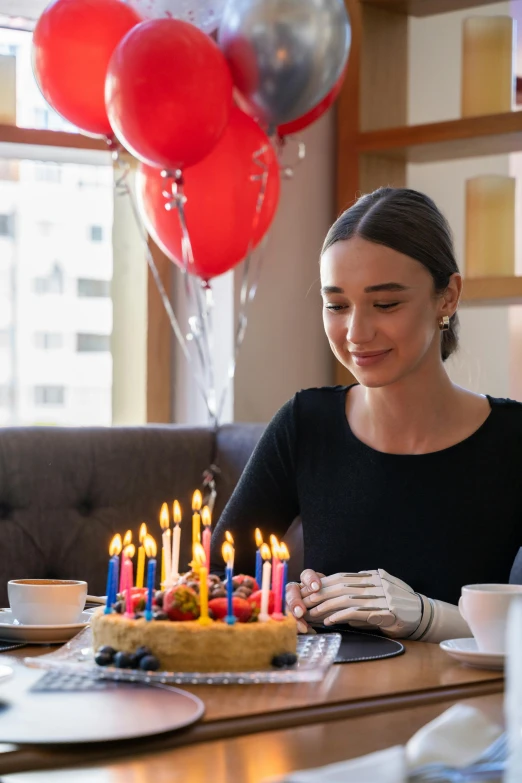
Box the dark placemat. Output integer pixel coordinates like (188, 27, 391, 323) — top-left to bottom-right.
(0, 642, 26, 653)
(316, 627, 405, 663)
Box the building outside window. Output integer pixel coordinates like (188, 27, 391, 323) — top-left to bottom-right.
(77, 333, 110, 352)
(77, 278, 111, 298)
(89, 225, 104, 242)
(34, 386, 65, 405)
(0, 213, 13, 236)
(33, 264, 64, 295)
(35, 332, 63, 350)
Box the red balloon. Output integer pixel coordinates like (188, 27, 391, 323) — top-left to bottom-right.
(278, 68, 346, 137)
(106, 19, 233, 170)
(137, 107, 280, 280)
(32, 0, 142, 137)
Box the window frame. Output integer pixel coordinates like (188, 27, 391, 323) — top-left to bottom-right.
(0, 122, 172, 424)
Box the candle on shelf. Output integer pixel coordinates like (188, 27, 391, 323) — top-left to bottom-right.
(222, 540, 236, 625)
(136, 523, 147, 589)
(270, 534, 281, 598)
(279, 543, 290, 614)
(171, 500, 182, 582)
(259, 544, 272, 623)
(192, 489, 202, 548)
(159, 502, 171, 589)
(144, 534, 157, 621)
(119, 530, 132, 594)
(255, 528, 263, 588)
(461, 16, 516, 118)
(194, 542, 212, 626)
(123, 544, 135, 618)
(104, 533, 122, 614)
(201, 505, 212, 571)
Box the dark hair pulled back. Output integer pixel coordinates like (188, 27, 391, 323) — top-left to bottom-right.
(321, 187, 460, 361)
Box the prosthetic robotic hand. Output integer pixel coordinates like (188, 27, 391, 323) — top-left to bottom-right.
(302, 569, 471, 643)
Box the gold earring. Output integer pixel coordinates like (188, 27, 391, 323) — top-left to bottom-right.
(439, 315, 450, 331)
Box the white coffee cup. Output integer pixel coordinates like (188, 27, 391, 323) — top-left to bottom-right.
(459, 583, 522, 654)
(7, 579, 87, 626)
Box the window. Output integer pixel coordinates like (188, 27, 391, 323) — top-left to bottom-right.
(0, 160, 19, 181)
(77, 278, 111, 298)
(34, 386, 65, 406)
(76, 333, 110, 352)
(89, 225, 104, 242)
(33, 107, 49, 129)
(33, 264, 64, 295)
(0, 385, 12, 407)
(37, 221, 53, 237)
(35, 332, 63, 350)
(34, 162, 61, 183)
(0, 214, 13, 237)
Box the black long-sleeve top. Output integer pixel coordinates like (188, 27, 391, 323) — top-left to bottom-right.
(210, 386, 522, 605)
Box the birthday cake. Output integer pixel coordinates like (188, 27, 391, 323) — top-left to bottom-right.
(92, 572, 297, 673)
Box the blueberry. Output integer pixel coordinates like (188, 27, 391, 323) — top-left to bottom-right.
(94, 652, 113, 667)
(271, 654, 287, 669)
(139, 655, 160, 671)
(114, 601, 123, 614)
(97, 645, 116, 660)
(113, 651, 132, 669)
(128, 654, 140, 669)
(282, 652, 298, 667)
(134, 646, 152, 661)
(153, 610, 168, 621)
(154, 591, 164, 607)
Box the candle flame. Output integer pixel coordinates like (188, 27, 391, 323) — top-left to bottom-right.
(201, 506, 211, 528)
(278, 542, 290, 561)
(124, 544, 135, 559)
(193, 542, 206, 567)
(260, 543, 272, 561)
(159, 502, 169, 530)
(109, 534, 122, 557)
(225, 531, 234, 545)
(192, 489, 202, 512)
(139, 523, 147, 544)
(222, 541, 234, 566)
(123, 529, 132, 547)
(173, 500, 181, 524)
(270, 534, 279, 556)
(255, 528, 263, 548)
(143, 534, 157, 559)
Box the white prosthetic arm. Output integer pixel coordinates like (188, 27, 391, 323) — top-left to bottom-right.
(302, 569, 472, 643)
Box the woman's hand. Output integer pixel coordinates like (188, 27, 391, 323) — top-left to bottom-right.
(285, 569, 324, 633)
(301, 569, 423, 637)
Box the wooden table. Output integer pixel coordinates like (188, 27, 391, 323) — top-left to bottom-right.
(0, 641, 504, 775)
(0, 693, 504, 782)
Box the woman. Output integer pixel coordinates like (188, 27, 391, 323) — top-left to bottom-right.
(210, 187, 522, 642)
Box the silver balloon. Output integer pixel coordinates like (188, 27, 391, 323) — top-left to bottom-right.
(123, 0, 226, 33)
(218, 0, 351, 127)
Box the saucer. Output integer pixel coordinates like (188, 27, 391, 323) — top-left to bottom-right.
(440, 637, 504, 670)
(0, 610, 92, 644)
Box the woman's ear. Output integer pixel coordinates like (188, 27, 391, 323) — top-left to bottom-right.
(439, 273, 462, 317)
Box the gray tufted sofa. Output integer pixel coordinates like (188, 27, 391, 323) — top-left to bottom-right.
(0, 423, 271, 606)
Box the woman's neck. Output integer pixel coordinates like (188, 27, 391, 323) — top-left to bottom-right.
(348, 362, 489, 455)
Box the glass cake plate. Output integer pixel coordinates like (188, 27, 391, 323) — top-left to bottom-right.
(24, 626, 341, 684)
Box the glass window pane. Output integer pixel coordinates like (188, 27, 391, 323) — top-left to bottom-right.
(0, 155, 114, 426)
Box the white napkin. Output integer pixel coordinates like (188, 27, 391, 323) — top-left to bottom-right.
(264, 704, 503, 783)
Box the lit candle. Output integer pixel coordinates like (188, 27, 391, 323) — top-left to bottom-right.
(279, 542, 290, 614)
(136, 522, 147, 589)
(104, 533, 122, 614)
(201, 505, 212, 569)
(270, 534, 281, 600)
(123, 544, 135, 618)
(225, 531, 235, 567)
(255, 528, 263, 588)
(222, 540, 236, 625)
(144, 534, 157, 621)
(159, 502, 171, 588)
(192, 489, 202, 548)
(259, 543, 272, 623)
(119, 530, 132, 594)
(171, 500, 182, 582)
(194, 542, 212, 626)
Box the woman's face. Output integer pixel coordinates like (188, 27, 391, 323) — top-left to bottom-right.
(320, 236, 457, 388)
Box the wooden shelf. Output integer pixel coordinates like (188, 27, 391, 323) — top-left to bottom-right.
(461, 277, 522, 306)
(0, 125, 107, 151)
(357, 111, 522, 163)
(361, 0, 508, 17)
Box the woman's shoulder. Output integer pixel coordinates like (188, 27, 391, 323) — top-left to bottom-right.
(487, 394, 522, 431)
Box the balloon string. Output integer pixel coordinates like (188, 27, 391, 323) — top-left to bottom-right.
(217, 143, 271, 422)
(162, 170, 217, 425)
(274, 134, 306, 179)
(108, 143, 215, 421)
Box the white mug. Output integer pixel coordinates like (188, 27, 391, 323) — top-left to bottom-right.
(459, 583, 522, 654)
(7, 579, 87, 626)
